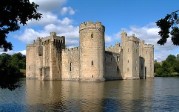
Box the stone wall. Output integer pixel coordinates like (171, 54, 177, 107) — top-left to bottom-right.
(105, 43, 122, 53)
(143, 44, 154, 78)
(121, 33, 140, 79)
(62, 47, 80, 80)
(104, 51, 123, 80)
(26, 44, 36, 79)
(79, 22, 105, 81)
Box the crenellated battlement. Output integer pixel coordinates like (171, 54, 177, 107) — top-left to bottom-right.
(62, 47, 79, 53)
(105, 43, 121, 53)
(79, 21, 105, 32)
(128, 35, 140, 42)
(144, 44, 154, 48)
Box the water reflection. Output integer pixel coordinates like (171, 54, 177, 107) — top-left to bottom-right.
(26, 80, 105, 111)
(26, 79, 156, 112)
(1, 78, 179, 111)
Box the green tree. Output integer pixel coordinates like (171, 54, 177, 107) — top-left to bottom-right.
(156, 10, 179, 45)
(0, 53, 26, 90)
(0, 0, 42, 51)
(162, 61, 173, 76)
(154, 61, 161, 73)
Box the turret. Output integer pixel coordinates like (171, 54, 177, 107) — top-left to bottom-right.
(79, 22, 105, 81)
(121, 32, 140, 79)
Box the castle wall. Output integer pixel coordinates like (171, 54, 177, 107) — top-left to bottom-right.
(48, 33, 65, 80)
(143, 44, 154, 78)
(41, 39, 51, 80)
(105, 43, 122, 53)
(26, 44, 36, 79)
(139, 41, 145, 79)
(104, 52, 123, 80)
(121, 33, 140, 79)
(62, 47, 80, 80)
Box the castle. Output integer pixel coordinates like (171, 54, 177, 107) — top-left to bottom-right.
(26, 22, 154, 81)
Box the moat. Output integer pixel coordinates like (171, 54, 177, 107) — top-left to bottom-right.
(0, 77, 179, 111)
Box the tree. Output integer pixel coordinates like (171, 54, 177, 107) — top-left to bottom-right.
(0, 0, 42, 51)
(156, 10, 179, 45)
(0, 53, 26, 90)
(154, 61, 161, 73)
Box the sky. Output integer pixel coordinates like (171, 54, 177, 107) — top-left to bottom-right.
(2, 0, 179, 61)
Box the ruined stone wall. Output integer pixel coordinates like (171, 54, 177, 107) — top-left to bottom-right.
(79, 22, 105, 81)
(62, 47, 80, 80)
(104, 51, 123, 80)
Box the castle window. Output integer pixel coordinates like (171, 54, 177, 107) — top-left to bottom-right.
(70, 62, 72, 71)
(40, 68, 42, 76)
(127, 68, 129, 71)
(128, 60, 129, 63)
(117, 66, 119, 72)
(117, 56, 120, 61)
(91, 33, 93, 38)
(91, 61, 94, 66)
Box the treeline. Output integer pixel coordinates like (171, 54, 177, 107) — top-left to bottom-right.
(0, 53, 26, 90)
(155, 54, 179, 77)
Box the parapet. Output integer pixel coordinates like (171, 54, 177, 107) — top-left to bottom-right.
(50, 32, 56, 36)
(128, 35, 140, 42)
(144, 44, 154, 48)
(79, 21, 105, 32)
(62, 47, 79, 53)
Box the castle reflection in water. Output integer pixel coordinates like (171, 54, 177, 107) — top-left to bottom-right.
(26, 79, 154, 111)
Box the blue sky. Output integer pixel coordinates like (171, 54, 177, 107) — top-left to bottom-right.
(2, 0, 179, 61)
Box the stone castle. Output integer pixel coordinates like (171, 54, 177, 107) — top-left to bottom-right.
(26, 21, 154, 81)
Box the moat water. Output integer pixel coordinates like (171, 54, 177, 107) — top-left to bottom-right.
(0, 77, 179, 112)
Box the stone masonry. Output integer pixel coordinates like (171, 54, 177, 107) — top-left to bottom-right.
(26, 21, 154, 81)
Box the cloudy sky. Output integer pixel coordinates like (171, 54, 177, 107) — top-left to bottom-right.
(3, 0, 179, 61)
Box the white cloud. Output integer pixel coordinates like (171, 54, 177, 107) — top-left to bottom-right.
(28, 12, 73, 26)
(15, 0, 79, 47)
(17, 19, 79, 47)
(17, 29, 48, 43)
(0, 50, 26, 55)
(30, 0, 66, 11)
(60, 7, 75, 15)
(118, 23, 178, 61)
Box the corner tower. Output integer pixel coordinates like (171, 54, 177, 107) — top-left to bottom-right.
(79, 22, 105, 81)
(121, 32, 140, 79)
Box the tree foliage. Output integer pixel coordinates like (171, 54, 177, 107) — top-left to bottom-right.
(0, 53, 26, 90)
(155, 54, 179, 77)
(0, 0, 42, 51)
(156, 10, 179, 45)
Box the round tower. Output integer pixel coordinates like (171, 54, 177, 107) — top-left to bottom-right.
(79, 22, 105, 81)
